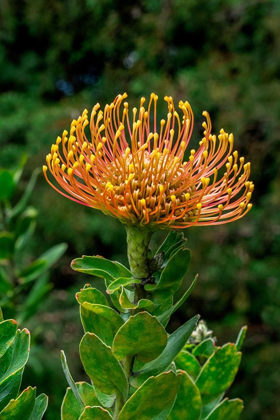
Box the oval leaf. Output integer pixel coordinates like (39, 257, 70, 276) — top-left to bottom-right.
(62, 382, 99, 420)
(132, 315, 200, 387)
(192, 338, 215, 359)
(80, 333, 128, 399)
(175, 350, 201, 380)
(78, 406, 113, 419)
(0, 386, 35, 419)
(118, 371, 181, 420)
(196, 344, 241, 398)
(205, 398, 244, 420)
(71, 256, 131, 282)
(113, 312, 167, 363)
(167, 371, 202, 420)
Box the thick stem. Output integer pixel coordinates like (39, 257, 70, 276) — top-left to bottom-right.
(114, 391, 124, 419)
(125, 225, 152, 279)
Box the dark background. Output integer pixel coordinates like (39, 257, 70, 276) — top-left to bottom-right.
(0, 1, 279, 419)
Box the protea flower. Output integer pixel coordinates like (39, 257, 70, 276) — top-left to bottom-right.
(44, 93, 253, 278)
(43, 93, 253, 229)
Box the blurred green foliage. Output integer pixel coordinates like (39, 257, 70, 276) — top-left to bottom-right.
(0, 0, 279, 419)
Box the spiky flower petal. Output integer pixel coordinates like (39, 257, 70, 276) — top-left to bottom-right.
(43, 93, 253, 229)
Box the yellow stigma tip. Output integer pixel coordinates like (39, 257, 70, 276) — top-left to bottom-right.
(197, 203, 202, 210)
(185, 193, 190, 200)
(218, 204, 223, 211)
(171, 195, 176, 202)
(140, 199, 146, 206)
(43, 165, 47, 173)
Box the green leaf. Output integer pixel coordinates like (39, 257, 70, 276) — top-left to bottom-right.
(145, 248, 191, 297)
(175, 350, 201, 380)
(76, 287, 109, 306)
(0, 329, 30, 385)
(81, 303, 124, 345)
(94, 387, 115, 409)
(131, 315, 199, 387)
(119, 286, 155, 312)
(0, 368, 23, 412)
(62, 382, 99, 420)
(235, 326, 247, 351)
(9, 168, 39, 219)
(158, 276, 198, 326)
(0, 232, 14, 260)
(80, 333, 128, 399)
(28, 393, 48, 420)
(118, 371, 182, 420)
(192, 338, 215, 359)
(113, 312, 167, 363)
(0, 319, 18, 357)
(205, 398, 244, 420)
(18, 243, 67, 283)
(61, 351, 84, 409)
(201, 394, 224, 420)
(167, 371, 202, 420)
(0, 386, 36, 419)
(0, 170, 15, 201)
(196, 344, 241, 399)
(14, 208, 37, 251)
(0, 267, 12, 293)
(19, 273, 52, 323)
(78, 406, 113, 419)
(76, 288, 120, 346)
(106, 277, 140, 294)
(155, 231, 187, 263)
(71, 256, 131, 282)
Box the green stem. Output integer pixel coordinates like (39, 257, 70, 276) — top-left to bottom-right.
(125, 225, 152, 279)
(114, 391, 124, 419)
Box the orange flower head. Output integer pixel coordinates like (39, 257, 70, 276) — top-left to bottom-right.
(43, 93, 253, 229)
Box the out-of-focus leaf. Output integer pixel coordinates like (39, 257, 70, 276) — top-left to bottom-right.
(61, 382, 99, 420)
(193, 338, 215, 359)
(12, 154, 28, 185)
(80, 332, 128, 399)
(131, 315, 199, 387)
(175, 350, 201, 380)
(0, 386, 36, 419)
(78, 406, 113, 419)
(8, 168, 40, 219)
(0, 170, 15, 201)
(0, 267, 12, 293)
(0, 232, 14, 260)
(18, 243, 67, 283)
(196, 344, 241, 401)
(14, 207, 37, 251)
(71, 256, 131, 282)
(113, 312, 167, 363)
(118, 371, 181, 420)
(158, 275, 198, 326)
(0, 319, 17, 357)
(106, 277, 140, 294)
(167, 371, 202, 420)
(18, 273, 52, 323)
(204, 398, 244, 420)
(29, 393, 48, 420)
(235, 326, 247, 351)
(145, 248, 191, 298)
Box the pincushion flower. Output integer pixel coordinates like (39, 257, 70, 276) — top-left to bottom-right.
(43, 93, 253, 230)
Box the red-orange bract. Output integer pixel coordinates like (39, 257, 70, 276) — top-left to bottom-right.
(43, 93, 253, 229)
